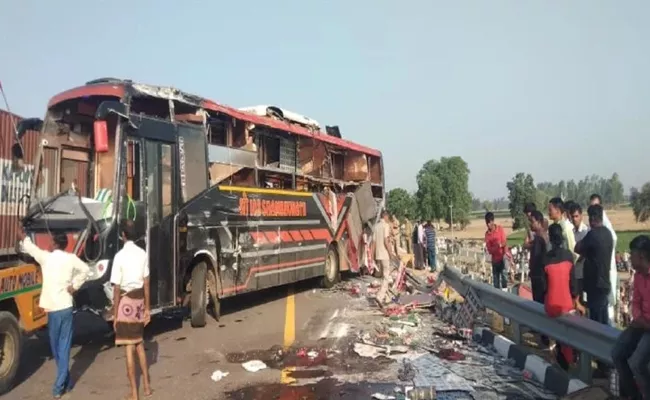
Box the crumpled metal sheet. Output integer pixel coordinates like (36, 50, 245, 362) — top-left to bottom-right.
(131, 83, 203, 106)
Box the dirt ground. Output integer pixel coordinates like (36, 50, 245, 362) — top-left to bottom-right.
(448, 208, 646, 240)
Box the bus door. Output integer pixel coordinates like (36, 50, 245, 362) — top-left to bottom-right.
(143, 138, 176, 306)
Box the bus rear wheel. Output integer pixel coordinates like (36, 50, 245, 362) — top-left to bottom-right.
(190, 262, 208, 328)
(0, 311, 21, 395)
(322, 247, 340, 288)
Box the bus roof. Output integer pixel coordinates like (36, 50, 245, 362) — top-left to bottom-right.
(48, 79, 382, 157)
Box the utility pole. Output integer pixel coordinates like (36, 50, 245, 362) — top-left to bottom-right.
(449, 203, 454, 238)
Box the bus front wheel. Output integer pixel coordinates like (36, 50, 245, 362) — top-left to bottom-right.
(190, 262, 208, 328)
(0, 311, 21, 395)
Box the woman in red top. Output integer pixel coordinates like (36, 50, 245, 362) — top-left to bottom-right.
(544, 223, 579, 371)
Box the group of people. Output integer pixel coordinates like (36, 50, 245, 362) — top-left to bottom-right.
(484, 194, 650, 399)
(411, 220, 438, 272)
(18, 221, 153, 400)
(372, 211, 439, 303)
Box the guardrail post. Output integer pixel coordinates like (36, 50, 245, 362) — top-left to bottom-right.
(510, 320, 521, 344)
(578, 352, 593, 383)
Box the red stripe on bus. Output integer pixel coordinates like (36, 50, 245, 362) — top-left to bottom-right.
(280, 231, 294, 243)
(289, 230, 303, 241)
(300, 230, 314, 241)
(310, 229, 332, 242)
(221, 257, 326, 294)
(250, 231, 268, 245)
(263, 230, 280, 244)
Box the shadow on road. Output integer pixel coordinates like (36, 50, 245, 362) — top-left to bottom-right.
(219, 277, 322, 317)
(10, 277, 323, 395)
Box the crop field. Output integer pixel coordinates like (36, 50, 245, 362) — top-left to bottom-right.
(449, 208, 649, 252)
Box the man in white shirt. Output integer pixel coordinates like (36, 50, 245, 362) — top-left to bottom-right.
(18, 229, 90, 399)
(110, 220, 152, 399)
(568, 202, 589, 306)
(590, 194, 618, 325)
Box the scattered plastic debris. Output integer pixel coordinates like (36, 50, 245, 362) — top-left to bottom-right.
(242, 360, 268, 372)
(210, 370, 229, 382)
(371, 393, 396, 399)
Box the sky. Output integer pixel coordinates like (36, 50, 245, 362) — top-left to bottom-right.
(1, 1, 649, 199)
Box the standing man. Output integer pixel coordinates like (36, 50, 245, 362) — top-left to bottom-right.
(18, 229, 90, 399)
(418, 221, 427, 268)
(390, 214, 401, 255)
(590, 193, 619, 326)
(568, 203, 589, 243)
(403, 218, 413, 254)
(485, 212, 508, 290)
(424, 221, 437, 272)
(547, 198, 577, 261)
(111, 220, 153, 400)
(412, 220, 424, 269)
(374, 210, 395, 303)
(575, 204, 614, 377)
(568, 202, 589, 305)
(523, 202, 538, 248)
(528, 210, 551, 347)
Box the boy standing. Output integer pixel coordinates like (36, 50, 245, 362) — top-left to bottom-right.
(612, 235, 650, 400)
(485, 212, 508, 290)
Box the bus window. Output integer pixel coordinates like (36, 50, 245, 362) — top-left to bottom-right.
(177, 125, 207, 202)
(161, 144, 172, 218)
(60, 148, 89, 196)
(126, 141, 142, 201)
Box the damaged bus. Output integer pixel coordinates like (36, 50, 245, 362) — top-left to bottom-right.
(13, 78, 384, 329)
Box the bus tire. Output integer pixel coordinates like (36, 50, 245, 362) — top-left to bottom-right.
(190, 262, 208, 328)
(0, 311, 21, 395)
(206, 268, 221, 322)
(322, 247, 340, 288)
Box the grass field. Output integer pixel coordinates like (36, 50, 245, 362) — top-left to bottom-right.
(447, 208, 650, 252)
(506, 229, 650, 252)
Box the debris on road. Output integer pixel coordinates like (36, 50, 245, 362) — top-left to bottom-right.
(242, 360, 268, 372)
(210, 370, 229, 382)
(371, 393, 396, 399)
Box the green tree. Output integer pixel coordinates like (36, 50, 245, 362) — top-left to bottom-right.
(608, 173, 625, 205)
(506, 173, 538, 230)
(415, 157, 472, 227)
(631, 183, 650, 222)
(386, 188, 416, 220)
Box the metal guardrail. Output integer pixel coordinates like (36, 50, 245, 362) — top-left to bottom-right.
(441, 264, 621, 383)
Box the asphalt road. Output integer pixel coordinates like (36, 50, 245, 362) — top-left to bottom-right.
(8, 278, 355, 400)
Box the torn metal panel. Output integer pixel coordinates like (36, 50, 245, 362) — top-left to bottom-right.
(354, 182, 378, 224)
(131, 83, 203, 107)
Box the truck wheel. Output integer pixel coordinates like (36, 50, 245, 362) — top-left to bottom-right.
(190, 262, 208, 328)
(0, 311, 21, 395)
(322, 247, 340, 288)
(206, 268, 221, 321)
